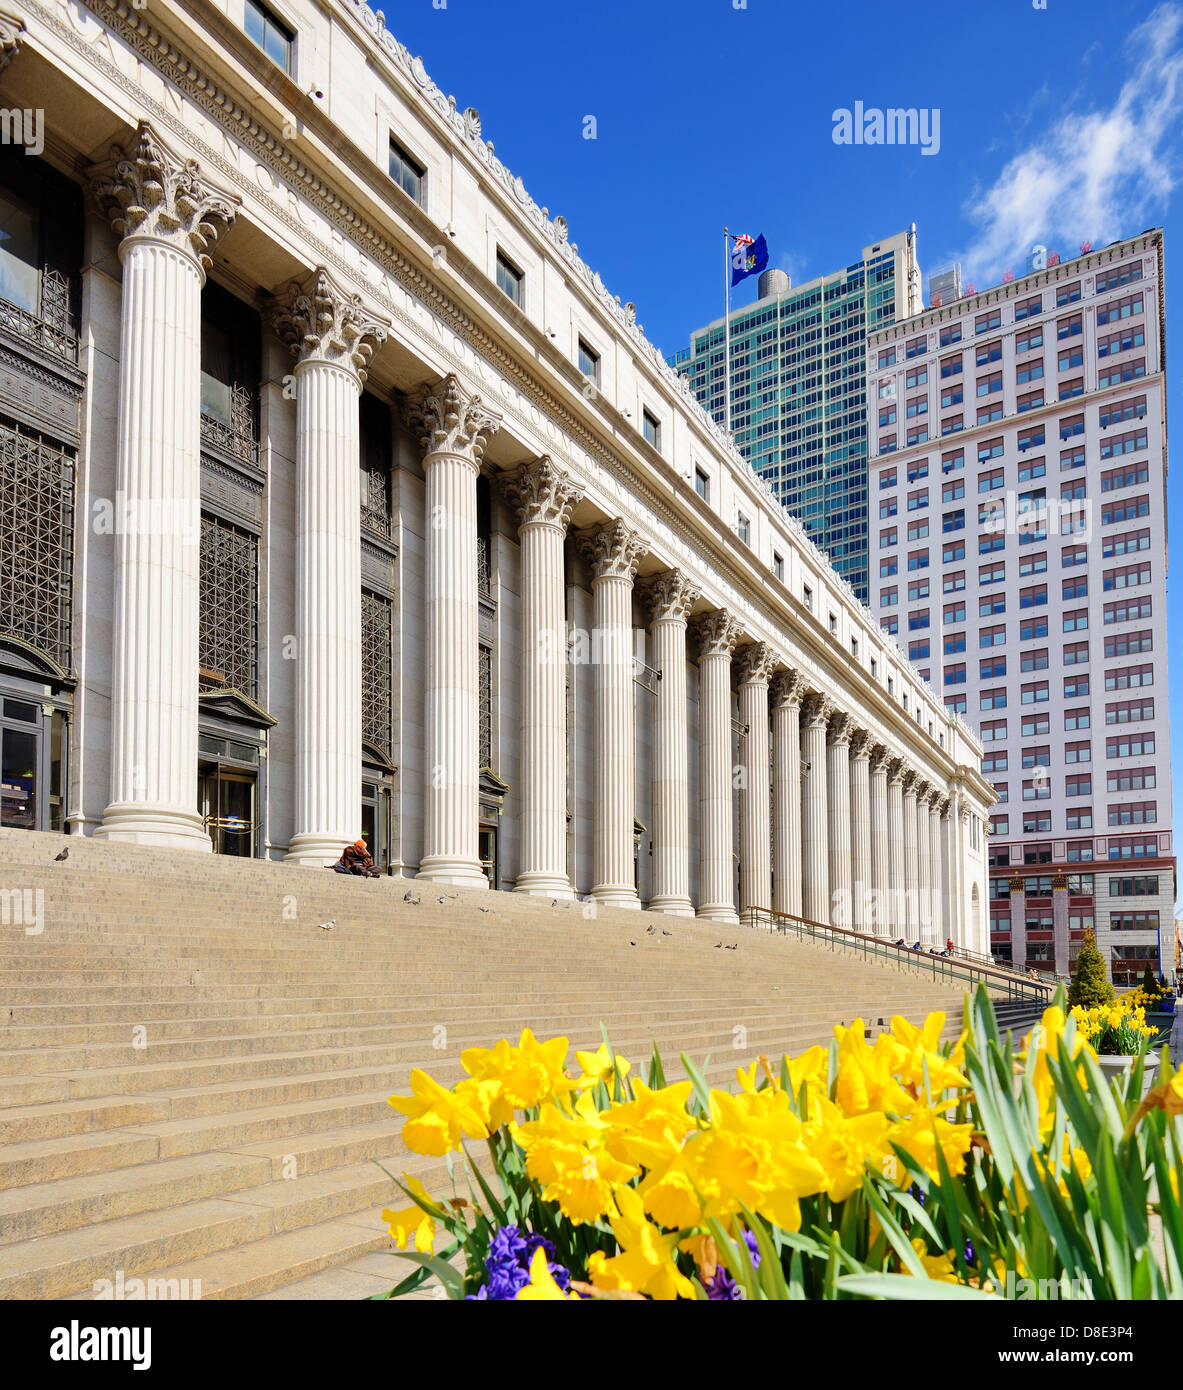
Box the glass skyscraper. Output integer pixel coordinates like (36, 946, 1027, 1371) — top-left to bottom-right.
(668, 230, 921, 599)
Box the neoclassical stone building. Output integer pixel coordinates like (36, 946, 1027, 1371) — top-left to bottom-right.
(0, 0, 993, 946)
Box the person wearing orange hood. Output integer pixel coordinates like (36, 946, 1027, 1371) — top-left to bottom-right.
(332, 839, 379, 877)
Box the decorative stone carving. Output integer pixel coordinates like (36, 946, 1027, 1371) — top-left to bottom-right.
(268, 268, 389, 383)
(900, 770, 919, 796)
(800, 691, 834, 730)
(403, 372, 502, 464)
(89, 121, 239, 272)
(849, 729, 874, 761)
(500, 456, 582, 531)
(887, 756, 907, 785)
(770, 668, 804, 711)
(0, 6, 23, 74)
(641, 569, 699, 624)
(691, 609, 741, 661)
(1009, 875, 1026, 893)
(576, 518, 647, 583)
(735, 642, 776, 686)
(827, 710, 853, 747)
(869, 743, 893, 776)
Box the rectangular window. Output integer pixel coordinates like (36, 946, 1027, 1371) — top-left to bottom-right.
(244, 0, 295, 72)
(389, 137, 426, 207)
(578, 338, 601, 386)
(496, 249, 524, 305)
(694, 466, 709, 501)
(642, 409, 661, 451)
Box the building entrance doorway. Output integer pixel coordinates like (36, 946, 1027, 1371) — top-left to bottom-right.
(199, 763, 256, 857)
(479, 825, 498, 888)
(0, 693, 66, 832)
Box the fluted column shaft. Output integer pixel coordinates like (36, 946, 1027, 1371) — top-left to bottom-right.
(694, 611, 740, 923)
(1009, 881, 1027, 970)
(902, 776, 920, 941)
(869, 749, 890, 936)
(930, 800, 946, 946)
(801, 694, 832, 925)
(887, 766, 906, 937)
(503, 460, 582, 897)
(771, 672, 803, 918)
(406, 376, 501, 886)
(918, 787, 935, 944)
(737, 645, 775, 916)
(849, 734, 872, 933)
(91, 126, 238, 850)
(644, 571, 698, 916)
(827, 715, 853, 928)
(580, 521, 645, 910)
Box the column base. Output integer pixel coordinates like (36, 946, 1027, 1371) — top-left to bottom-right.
(647, 895, 695, 917)
(514, 874, 575, 899)
(95, 803, 212, 852)
(415, 856, 490, 890)
(590, 885, 640, 911)
(696, 905, 740, 925)
(285, 833, 360, 868)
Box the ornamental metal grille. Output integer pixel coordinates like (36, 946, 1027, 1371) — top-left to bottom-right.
(361, 588, 393, 755)
(199, 384, 258, 466)
(360, 463, 390, 538)
(476, 535, 491, 597)
(479, 642, 492, 769)
(0, 417, 74, 669)
(198, 514, 258, 698)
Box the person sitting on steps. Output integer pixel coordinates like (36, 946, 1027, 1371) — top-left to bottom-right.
(331, 839, 381, 878)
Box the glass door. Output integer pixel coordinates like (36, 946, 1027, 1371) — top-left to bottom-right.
(199, 763, 256, 856)
(0, 721, 37, 829)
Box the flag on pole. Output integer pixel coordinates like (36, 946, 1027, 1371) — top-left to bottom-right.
(730, 232, 769, 287)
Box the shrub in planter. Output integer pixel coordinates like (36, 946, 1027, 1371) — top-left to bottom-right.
(1068, 928, 1116, 1009)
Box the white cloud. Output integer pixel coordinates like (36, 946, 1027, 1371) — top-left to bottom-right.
(960, 3, 1183, 282)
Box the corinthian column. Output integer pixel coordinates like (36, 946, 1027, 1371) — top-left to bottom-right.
(930, 796, 947, 947)
(886, 760, 906, 937)
(405, 375, 502, 886)
(736, 643, 775, 917)
(915, 782, 933, 944)
(800, 692, 833, 925)
(0, 7, 24, 74)
(501, 458, 583, 897)
(868, 745, 891, 936)
(90, 123, 239, 849)
(268, 269, 389, 865)
(849, 731, 873, 934)
(640, 570, 700, 916)
(827, 712, 853, 928)
(577, 520, 647, 910)
(692, 610, 741, 923)
(771, 670, 804, 918)
(901, 772, 920, 942)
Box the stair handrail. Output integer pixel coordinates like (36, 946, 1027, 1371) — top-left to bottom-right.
(740, 906, 1054, 1005)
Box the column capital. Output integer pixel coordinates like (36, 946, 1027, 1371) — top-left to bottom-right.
(869, 743, 893, 776)
(500, 456, 582, 532)
(89, 121, 239, 273)
(404, 372, 502, 466)
(827, 710, 853, 747)
(900, 769, 919, 797)
(576, 518, 646, 583)
(691, 609, 741, 660)
(736, 642, 777, 687)
(959, 802, 973, 824)
(640, 568, 700, 624)
(1009, 874, 1026, 893)
(269, 268, 389, 384)
(915, 780, 934, 807)
(800, 690, 834, 730)
(0, 6, 24, 74)
(770, 668, 805, 711)
(1051, 873, 1070, 892)
(933, 794, 951, 817)
(887, 756, 906, 786)
(849, 729, 874, 762)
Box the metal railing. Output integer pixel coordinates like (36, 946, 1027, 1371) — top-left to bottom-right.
(740, 906, 1054, 1005)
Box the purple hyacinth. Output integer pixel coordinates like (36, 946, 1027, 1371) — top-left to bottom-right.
(466, 1224, 572, 1300)
(705, 1229, 761, 1301)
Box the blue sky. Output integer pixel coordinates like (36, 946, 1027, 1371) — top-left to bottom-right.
(387, 0, 1183, 876)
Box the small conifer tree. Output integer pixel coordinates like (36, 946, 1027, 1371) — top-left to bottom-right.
(1068, 928, 1116, 1008)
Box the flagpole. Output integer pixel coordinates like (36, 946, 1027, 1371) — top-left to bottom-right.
(723, 226, 731, 437)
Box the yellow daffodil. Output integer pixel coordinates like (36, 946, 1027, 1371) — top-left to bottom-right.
(831, 1020, 917, 1118)
(381, 1175, 437, 1252)
(805, 1096, 893, 1202)
(461, 1029, 577, 1112)
(516, 1246, 581, 1301)
(886, 1109, 974, 1181)
(888, 1013, 969, 1095)
(587, 1185, 696, 1300)
(574, 1041, 631, 1090)
(388, 1069, 490, 1156)
(907, 1237, 959, 1283)
(512, 1090, 638, 1225)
